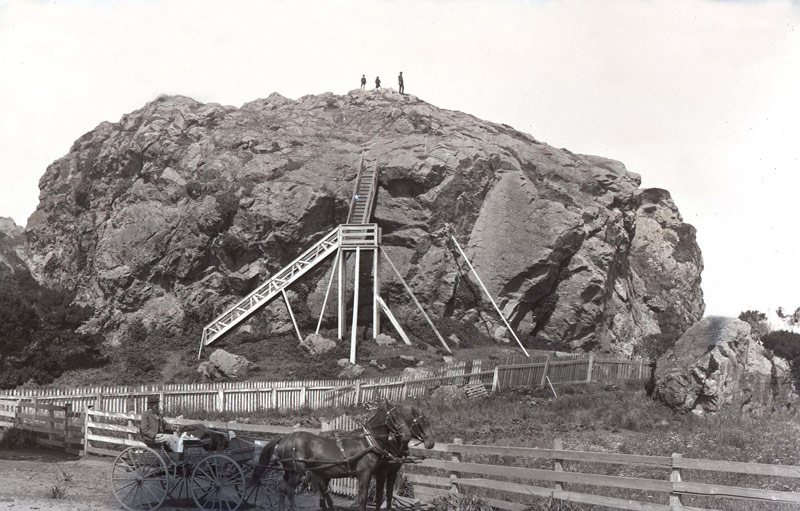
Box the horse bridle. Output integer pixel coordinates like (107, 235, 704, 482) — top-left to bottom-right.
(408, 411, 432, 445)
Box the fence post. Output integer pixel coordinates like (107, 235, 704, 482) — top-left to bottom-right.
(217, 389, 225, 412)
(491, 367, 500, 393)
(554, 437, 565, 491)
(83, 408, 90, 457)
(354, 381, 362, 405)
(449, 438, 463, 494)
(300, 386, 307, 408)
(670, 453, 683, 507)
(639, 358, 645, 380)
(586, 353, 594, 383)
(94, 392, 102, 412)
(540, 356, 550, 388)
(63, 403, 72, 453)
(401, 382, 408, 401)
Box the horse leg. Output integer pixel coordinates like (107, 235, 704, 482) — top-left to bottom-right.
(385, 465, 400, 511)
(356, 471, 372, 511)
(374, 470, 386, 511)
(279, 471, 299, 511)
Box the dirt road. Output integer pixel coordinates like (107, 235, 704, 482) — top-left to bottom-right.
(0, 448, 339, 511)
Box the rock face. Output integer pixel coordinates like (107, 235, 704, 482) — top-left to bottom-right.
(0, 217, 29, 280)
(24, 90, 704, 354)
(653, 317, 796, 414)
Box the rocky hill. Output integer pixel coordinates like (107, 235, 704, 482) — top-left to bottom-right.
(19, 90, 703, 371)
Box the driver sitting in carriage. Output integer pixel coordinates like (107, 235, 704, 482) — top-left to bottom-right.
(140, 395, 181, 451)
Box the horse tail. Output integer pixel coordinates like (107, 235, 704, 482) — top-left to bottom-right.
(251, 436, 282, 482)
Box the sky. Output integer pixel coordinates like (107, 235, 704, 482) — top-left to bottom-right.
(0, 0, 798, 318)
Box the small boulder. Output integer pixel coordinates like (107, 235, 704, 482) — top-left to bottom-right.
(337, 358, 352, 368)
(197, 360, 224, 381)
(375, 334, 397, 346)
(209, 349, 258, 378)
(300, 333, 337, 355)
(448, 334, 461, 347)
(338, 363, 365, 379)
(493, 326, 510, 343)
(402, 366, 433, 380)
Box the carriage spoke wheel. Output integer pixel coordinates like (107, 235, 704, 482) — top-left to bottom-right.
(191, 454, 246, 511)
(242, 464, 280, 509)
(111, 447, 169, 511)
(168, 460, 192, 501)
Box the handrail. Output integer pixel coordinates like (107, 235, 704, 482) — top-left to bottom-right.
(346, 152, 365, 223)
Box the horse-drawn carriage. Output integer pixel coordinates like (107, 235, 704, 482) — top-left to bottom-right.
(111, 433, 278, 510)
(110, 402, 434, 511)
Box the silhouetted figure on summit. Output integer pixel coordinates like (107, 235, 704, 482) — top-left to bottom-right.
(375, 76, 381, 89)
(398, 72, 404, 94)
(360, 75, 366, 90)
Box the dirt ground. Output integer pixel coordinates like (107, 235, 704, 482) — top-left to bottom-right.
(0, 448, 350, 511)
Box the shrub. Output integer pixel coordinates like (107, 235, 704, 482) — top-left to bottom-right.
(738, 310, 770, 340)
(0, 427, 37, 449)
(762, 330, 800, 385)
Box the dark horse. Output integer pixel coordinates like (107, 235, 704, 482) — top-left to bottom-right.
(252, 403, 413, 511)
(310, 405, 435, 511)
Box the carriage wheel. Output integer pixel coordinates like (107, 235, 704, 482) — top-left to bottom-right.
(111, 447, 169, 511)
(242, 463, 280, 508)
(168, 460, 192, 501)
(191, 454, 246, 511)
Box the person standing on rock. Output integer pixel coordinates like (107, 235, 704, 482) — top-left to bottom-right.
(398, 71, 404, 94)
(140, 395, 180, 451)
(360, 74, 366, 90)
(375, 76, 381, 89)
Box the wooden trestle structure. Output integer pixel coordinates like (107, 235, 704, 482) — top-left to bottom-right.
(198, 153, 451, 363)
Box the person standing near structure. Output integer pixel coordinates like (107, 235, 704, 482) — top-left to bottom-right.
(398, 71, 404, 94)
(375, 76, 381, 89)
(360, 75, 366, 90)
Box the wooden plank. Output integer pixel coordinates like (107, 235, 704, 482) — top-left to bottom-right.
(87, 421, 139, 434)
(403, 473, 451, 488)
(15, 413, 67, 423)
(417, 444, 673, 468)
(674, 481, 800, 503)
(674, 457, 800, 479)
(457, 478, 676, 511)
(86, 433, 147, 448)
(16, 402, 66, 411)
(415, 459, 673, 493)
(86, 445, 125, 458)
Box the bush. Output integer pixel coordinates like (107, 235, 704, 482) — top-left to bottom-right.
(762, 330, 800, 385)
(0, 427, 37, 449)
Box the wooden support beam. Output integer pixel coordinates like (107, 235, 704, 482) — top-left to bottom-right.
(450, 235, 530, 358)
(350, 248, 361, 364)
(376, 296, 412, 345)
(382, 250, 451, 353)
(282, 289, 303, 343)
(338, 244, 346, 340)
(373, 247, 380, 339)
(316, 249, 341, 335)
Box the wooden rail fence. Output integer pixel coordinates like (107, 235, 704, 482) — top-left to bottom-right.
(0, 354, 651, 415)
(406, 439, 800, 510)
(0, 398, 83, 455)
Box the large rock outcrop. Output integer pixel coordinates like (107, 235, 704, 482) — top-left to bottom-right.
(653, 317, 796, 414)
(24, 90, 704, 353)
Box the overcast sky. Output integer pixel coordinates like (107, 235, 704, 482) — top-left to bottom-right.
(1, 0, 798, 318)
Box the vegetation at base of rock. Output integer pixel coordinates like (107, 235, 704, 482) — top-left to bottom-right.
(0, 427, 38, 449)
(738, 309, 770, 340)
(0, 273, 105, 389)
(762, 330, 800, 385)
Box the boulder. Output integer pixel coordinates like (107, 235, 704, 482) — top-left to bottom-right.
(493, 326, 510, 343)
(197, 360, 224, 381)
(375, 334, 397, 347)
(209, 349, 258, 378)
(653, 317, 796, 414)
(300, 333, 337, 355)
(402, 366, 433, 380)
(337, 363, 365, 379)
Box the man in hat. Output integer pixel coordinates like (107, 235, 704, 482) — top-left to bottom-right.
(360, 74, 366, 90)
(398, 71, 404, 94)
(140, 395, 180, 451)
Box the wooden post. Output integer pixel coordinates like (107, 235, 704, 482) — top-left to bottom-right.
(63, 403, 72, 453)
(586, 353, 594, 383)
(449, 438, 463, 494)
(373, 247, 380, 339)
(540, 356, 551, 387)
(47, 406, 55, 442)
(317, 249, 340, 335)
(82, 408, 90, 457)
(350, 247, 361, 364)
(639, 358, 645, 380)
(354, 380, 362, 405)
(491, 366, 500, 393)
(300, 386, 307, 408)
(670, 453, 683, 507)
(450, 236, 530, 357)
(94, 393, 101, 412)
(554, 438, 565, 491)
(270, 388, 277, 409)
(338, 245, 346, 340)
(401, 382, 408, 401)
(282, 288, 304, 343)
(217, 389, 225, 412)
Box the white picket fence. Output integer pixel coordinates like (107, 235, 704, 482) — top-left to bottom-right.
(0, 354, 650, 415)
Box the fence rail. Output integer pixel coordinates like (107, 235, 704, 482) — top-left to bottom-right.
(0, 354, 650, 415)
(406, 440, 800, 510)
(0, 398, 83, 455)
